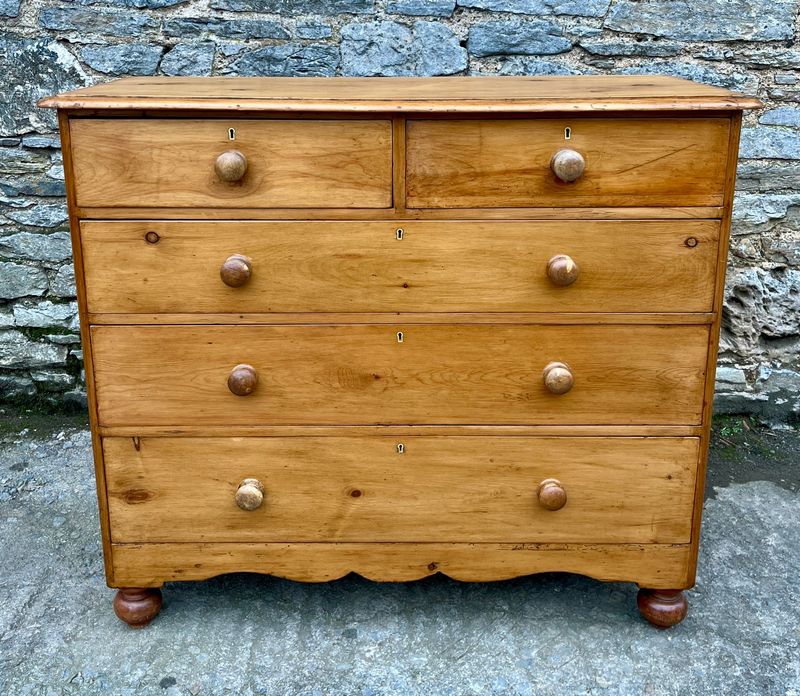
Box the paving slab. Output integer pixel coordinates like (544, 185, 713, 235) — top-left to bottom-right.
(0, 414, 798, 695)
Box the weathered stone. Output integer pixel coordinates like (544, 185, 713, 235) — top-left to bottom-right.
(0, 232, 72, 264)
(775, 75, 797, 86)
(13, 301, 79, 329)
(3, 202, 68, 228)
(468, 20, 572, 57)
(388, 0, 455, 16)
(605, 0, 795, 41)
(716, 366, 748, 390)
(0, 0, 19, 17)
(81, 0, 188, 7)
(0, 330, 67, 368)
(39, 7, 159, 36)
(0, 305, 13, 327)
(0, 37, 88, 137)
(579, 39, 681, 58)
(754, 368, 800, 420)
(163, 17, 290, 40)
(0, 374, 36, 400)
(0, 148, 49, 175)
(759, 108, 800, 128)
(210, 0, 373, 12)
(227, 43, 339, 77)
(0, 263, 48, 299)
(45, 333, 81, 345)
(80, 44, 163, 76)
(497, 57, 580, 76)
(458, 0, 609, 16)
(341, 21, 466, 76)
(736, 162, 800, 193)
(0, 138, 21, 147)
(160, 43, 215, 76)
(62, 388, 89, 409)
(29, 369, 75, 391)
(618, 63, 756, 95)
(721, 268, 800, 356)
(734, 48, 800, 70)
(21, 135, 61, 149)
(763, 231, 800, 266)
(295, 23, 333, 39)
(732, 193, 800, 231)
(49, 265, 77, 298)
(740, 127, 800, 160)
(0, 175, 66, 198)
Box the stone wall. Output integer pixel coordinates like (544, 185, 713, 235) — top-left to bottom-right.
(1, 0, 798, 422)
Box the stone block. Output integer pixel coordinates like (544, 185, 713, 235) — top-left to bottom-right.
(740, 126, 800, 160)
(458, 0, 609, 16)
(0, 374, 36, 400)
(49, 265, 77, 298)
(80, 44, 164, 76)
(39, 7, 159, 36)
(3, 202, 68, 228)
(13, 301, 79, 329)
(388, 0, 455, 16)
(605, 0, 795, 41)
(0, 330, 67, 368)
(227, 43, 339, 77)
(209, 0, 373, 12)
(468, 19, 571, 57)
(0, 231, 72, 264)
(162, 17, 290, 40)
(341, 21, 466, 76)
(160, 43, 216, 76)
(0, 263, 48, 300)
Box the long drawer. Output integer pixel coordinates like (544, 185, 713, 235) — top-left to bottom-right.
(406, 118, 730, 208)
(104, 436, 699, 544)
(91, 324, 709, 426)
(70, 119, 393, 209)
(81, 220, 720, 314)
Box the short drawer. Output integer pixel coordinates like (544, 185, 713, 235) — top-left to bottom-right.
(81, 220, 720, 314)
(406, 118, 730, 208)
(70, 119, 392, 209)
(104, 436, 698, 544)
(91, 324, 709, 426)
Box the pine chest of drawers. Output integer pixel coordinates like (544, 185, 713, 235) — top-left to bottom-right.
(41, 76, 759, 628)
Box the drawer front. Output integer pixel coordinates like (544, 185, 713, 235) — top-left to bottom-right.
(104, 436, 698, 544)
(82, 220, 720, 314)
(406, 118, 730, 208)
(70, 119, 392, 209)
(91, 324, 708, 426)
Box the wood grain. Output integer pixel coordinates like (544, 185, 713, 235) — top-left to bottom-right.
(90, 324, 709, 427)
(39, 75, 761, 113)
(110, 541, 693, 588)
(406, 118, 730, 208)
(80, 220, 721, 315)
(70, 119, 392, 208)
(104, 436, 698, 544)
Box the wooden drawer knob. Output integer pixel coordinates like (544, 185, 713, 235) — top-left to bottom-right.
(550, 148, 585, 183)
(235, 478, 264, 511)
(543, 361, 573, 395)
(537, 478, 567, 511)
(215, 150, 247, 182)
(228, 363, 257, 396)
(220, 254, 252, 288)
(547, 254, 580, 286)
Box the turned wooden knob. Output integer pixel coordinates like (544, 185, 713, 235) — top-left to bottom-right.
(235, 478, 264, 511)
(550, 148, 585, 183)
(228, 363, 257, 396)
(220, 254, 252, 288)
(546, 254, 580, 287)
(215, 150, 247, 182)
(537, 478, 567, 511)
(543, 361, 573, 395)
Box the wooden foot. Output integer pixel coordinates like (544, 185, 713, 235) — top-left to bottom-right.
(113, 587, 162, 628)
(637, 588, 688, 628)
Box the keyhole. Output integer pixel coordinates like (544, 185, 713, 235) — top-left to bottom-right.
(564, 127, 571, 140)
(397, 331, 404, 343)
(228, 128, 236, 140)
(396, 443, 405, 454)
(396, 228, 404, 240)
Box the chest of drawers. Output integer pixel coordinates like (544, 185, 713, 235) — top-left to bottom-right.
(41, 76, 759, 628)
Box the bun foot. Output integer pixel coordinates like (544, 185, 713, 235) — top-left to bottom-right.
(113, 587, 163, 628)
(637, 588, 688, 628)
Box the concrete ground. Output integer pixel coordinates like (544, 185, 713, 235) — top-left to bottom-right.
(0, 412, 798, 696)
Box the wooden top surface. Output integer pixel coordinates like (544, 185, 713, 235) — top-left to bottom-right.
(40, 76, 761, 113)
